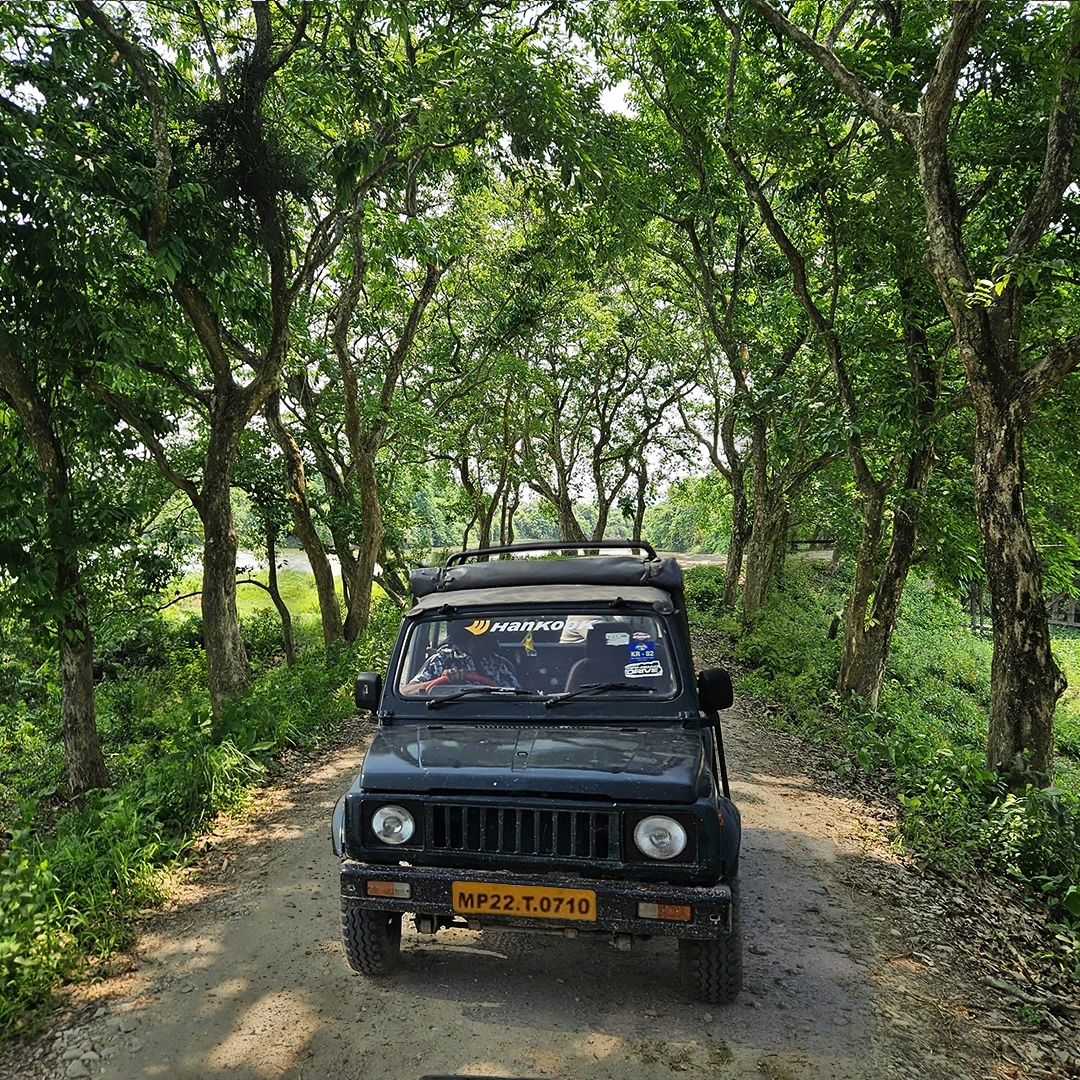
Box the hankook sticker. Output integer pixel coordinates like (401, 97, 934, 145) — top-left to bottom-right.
(459, 617, 597, 634)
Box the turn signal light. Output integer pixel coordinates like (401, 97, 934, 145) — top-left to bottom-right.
(367, 880, 411, 898)
(637, 902, 691, 922)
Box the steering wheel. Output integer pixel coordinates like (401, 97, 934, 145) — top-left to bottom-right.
(421, 670, 500, 693)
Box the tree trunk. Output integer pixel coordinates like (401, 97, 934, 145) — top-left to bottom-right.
(0, 333, 108, 793)
(723, 465, 749, 609)
(268, 399, 342, 645)
(742, 499, 788, 619)
(264, 525, 295, 667)
(200, 453, 250, 714)
(58, 578, 109, 795)
(837, 485, 887, 705)
(741, 414, 786, 619)
(976, 394, 1064, 778)
(631, 463, 648, 544)
(838, 439, 936, 709)
(838, 283, 939, 708)
(555, 493, 588, 544)
(499, 485, 520, 546)
(343, 445, 383, 643)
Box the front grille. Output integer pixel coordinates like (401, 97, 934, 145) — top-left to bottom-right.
(429, 804, 619, 863)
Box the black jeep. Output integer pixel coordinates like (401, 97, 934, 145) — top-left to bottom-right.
(331, 541, 742, 1003)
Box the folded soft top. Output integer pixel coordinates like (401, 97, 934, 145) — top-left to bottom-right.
(409, 553, 683, 599)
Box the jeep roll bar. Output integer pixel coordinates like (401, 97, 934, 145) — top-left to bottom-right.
(445, 540, 659, 566)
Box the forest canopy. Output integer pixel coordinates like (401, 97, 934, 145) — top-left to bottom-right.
(1, 4, 1080, 1028)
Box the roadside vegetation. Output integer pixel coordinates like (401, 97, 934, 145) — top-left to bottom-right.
(685, 563, 1080, 980)
(0, 595, 398, 1040)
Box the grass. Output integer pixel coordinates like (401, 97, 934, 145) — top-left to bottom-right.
(165, 568, 386, 621)
(684, 561, 1080, 978)
(0, 574, 400, 1041)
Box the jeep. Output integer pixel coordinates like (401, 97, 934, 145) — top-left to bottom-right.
(331, 541, 742, 1003)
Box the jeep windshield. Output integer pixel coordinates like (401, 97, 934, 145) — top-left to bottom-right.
(394, 608, 677, 702)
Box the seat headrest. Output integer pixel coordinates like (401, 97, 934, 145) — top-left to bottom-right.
(584, 622, 632, 659)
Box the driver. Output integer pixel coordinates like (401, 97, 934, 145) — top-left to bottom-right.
(405, 622, 522, 691)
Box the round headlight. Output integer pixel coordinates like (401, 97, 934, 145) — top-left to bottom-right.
(371, 805, 415, 845)
(633, 815, 687, 860)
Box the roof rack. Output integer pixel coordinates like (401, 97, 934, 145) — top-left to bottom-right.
(444, 540, 658, 566)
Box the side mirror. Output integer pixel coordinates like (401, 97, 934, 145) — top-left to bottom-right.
(354, 672, 383, 710)
(697, 667, 733, 714)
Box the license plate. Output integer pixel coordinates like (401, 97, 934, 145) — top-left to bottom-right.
(452, 881, 597, 921)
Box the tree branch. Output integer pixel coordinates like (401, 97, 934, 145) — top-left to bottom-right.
(0, 327, 60, 478)
(746, 0, 917, 140)
(1019, 332, 1080, 409)
(269, 1, 312, 73)
(78, 370, 204, 513)
(131, 356, 211, 409)
(171, 279, 235, 387)
(191, 0, 227, 95)
(75, 0, 172, 252)
(1004, 9, 1080, 259)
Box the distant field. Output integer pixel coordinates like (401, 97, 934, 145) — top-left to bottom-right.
(1053, 631, 1080, 789)
(166, 568, 386, 621)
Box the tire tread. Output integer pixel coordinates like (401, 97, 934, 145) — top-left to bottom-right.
(341, 903, 402, 975)
(677, 880, 742, 1004)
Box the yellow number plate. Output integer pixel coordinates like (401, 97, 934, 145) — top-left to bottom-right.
(452, 882, 597, 921)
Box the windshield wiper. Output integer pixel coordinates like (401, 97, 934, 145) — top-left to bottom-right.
(426, 686, 540, 709)
(544, 682, 653, 708)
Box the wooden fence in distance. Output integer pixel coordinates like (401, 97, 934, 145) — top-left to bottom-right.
(967, 585, 1080, 634)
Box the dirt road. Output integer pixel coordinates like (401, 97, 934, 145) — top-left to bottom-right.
(4, 704, 1059, 1080)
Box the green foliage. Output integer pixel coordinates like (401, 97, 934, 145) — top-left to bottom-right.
(0, 605, 399, 1039)
(681, 564, 728, 620)
(685, 563, 1080, 974)
(644, 475, 732, 554)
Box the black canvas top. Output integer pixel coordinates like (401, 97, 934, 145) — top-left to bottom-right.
(407, 583, 676, 615)
(409, 554, 683, 600)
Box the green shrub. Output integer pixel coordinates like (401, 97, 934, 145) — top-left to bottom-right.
(682, 565, 727, 620)
(0, 812, 73, 1038)
(0, 600, 400, 1039)
(684, 562, 1080, 971)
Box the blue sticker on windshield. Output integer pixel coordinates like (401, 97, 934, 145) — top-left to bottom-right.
(625, 640, 662, 679)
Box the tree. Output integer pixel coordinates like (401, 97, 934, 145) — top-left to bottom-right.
(751, 0, 1080, 778)
(0, 333, 109, 794)
(53, 0, 337, 712)
(603, 5, 842, 614)
(712, 17, 950, 703)
(1, 11, 168, 791)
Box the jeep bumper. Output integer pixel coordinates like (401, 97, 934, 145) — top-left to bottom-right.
(339, 860, 732, 939)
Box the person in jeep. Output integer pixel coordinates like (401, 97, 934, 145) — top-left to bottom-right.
(401, 619, 522, 692)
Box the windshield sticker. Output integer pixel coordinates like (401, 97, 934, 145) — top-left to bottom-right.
(632, 631, 650, 641)
(625, 660, 664, 678)
(461, 617, 600, 634)
(626, 639, 660, 678)
(605, 632, 630, 646)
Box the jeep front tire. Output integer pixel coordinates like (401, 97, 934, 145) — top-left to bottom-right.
(677, 879, 742, 1004)
(341, 905, 402, 975)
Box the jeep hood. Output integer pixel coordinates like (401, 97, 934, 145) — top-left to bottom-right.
(359, 723, 705, 803)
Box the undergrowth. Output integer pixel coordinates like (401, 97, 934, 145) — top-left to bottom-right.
(0, 601, 399, 1041)
(685, 562, 1080, 978)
